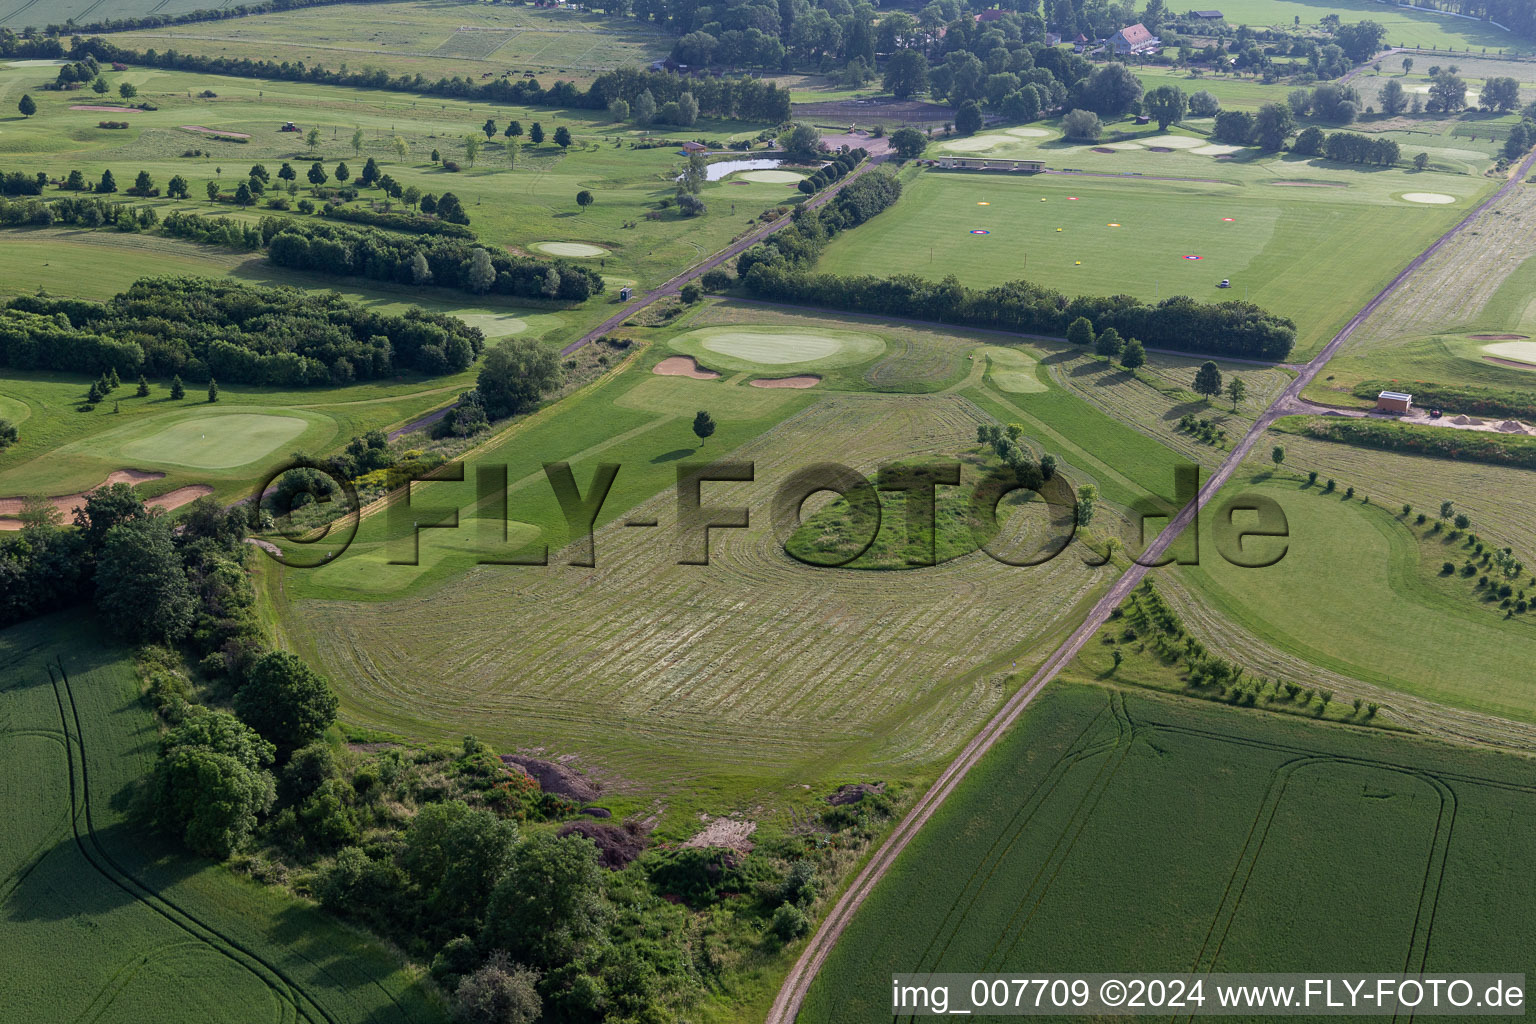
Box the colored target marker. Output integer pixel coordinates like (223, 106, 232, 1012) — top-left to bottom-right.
(977, 201, 990, 205)
(1221, 217, 1235, 222)
(1107, 223, 1121, 227)
(969, 229, 991, 235)
(1183, 254, 1202, 260)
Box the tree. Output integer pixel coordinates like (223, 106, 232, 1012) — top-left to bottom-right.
(350, 125, 364, 156)
(278, 162, 296, 183)
(1062, 108, 1100, 141)
(1095, 326, 1123, 358)
(206, 179, 221, 202)
(477, 337, 562, 419)
(409, 251, 432, 285)
(0, 419, 17, 452)
(1076, 63, 1143, 118)
(889, 126, 927, 160)
(1428, 73, 1466, 113)
(1294, 125, 1326, 156)
(575, 189, 593, 212)
(430, 148, 441, 164)
(235, 650, 340, 753)
(167, 174, 188, 199)
(208, 377, 220, 402)
(463, 134, 482, 167)
(307, 161, 328, 189)
(1188, 90, 1220, 117)
(334, 160, 350, 182)
(402, 802, 518, 941)
(1253, 102, 1294, 151)
(883, 48, 929, 100)
(150, 712, 275, 858)
(136, 374, 150, 397)
(95, 517, 196, 643)
(392, 135, 409, 162)
(1193, 360, 1223, 401)
(482, 117, 498, 139)
(1380, 78, 1408, 116)
(453, 954, 541, 1024)
(955, 100, 982, 135)
(1334, 20, 1385, 62)
(1226, 376, 1246, 410)
(234, 181, 252, 207)
(607, 98, 630, 122)
(118, 82, 137, 99)
(1402, 57, 1413, 75)
(464, 247, 497, 294)
(692, 410, 716, 445)
(1066, 316, 1094, 347)
(1440, 500, 1455, 519)
(97, 169, 117, 194)
(404, 185, 422, 208)
(1120, 337, 1145, 370)
(1075, 484, 1097, 527)
(17, 94, 36, 117)
(358, 156, 380, 186)
(633, 90, 657, 124)
(1214, 109, 1255, 145)
(778, 122, 823, 161)
(305, 127, 321, 153)
(1271, 445, 1285, 468)
(170, 375, 185, 400)
(1481, 76, 1521, 112)
(529, 122, 545, 145)
(482, 832, 607, 968)
(93, 77, 109, 94)
(1143, 85, 1187, 130)
(553, 126, 573, 150)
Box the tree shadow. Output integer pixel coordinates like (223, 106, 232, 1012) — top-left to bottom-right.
(651, 448, 694, 463)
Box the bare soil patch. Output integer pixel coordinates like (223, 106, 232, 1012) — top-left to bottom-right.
(500, 754, 601, 802)
(69, 104, 141, 112)
(827, 782, 885, 806)
(681, 817, 757, 853)
(1471, 333, 1529, 340)
(653, 355, 720, 380)
(749, 375, 820, 389)
(1091, 147, 1116, 154)
(558, 819, 649, 869)
(149, 484, 215, 512)
(180, 125, 252, 138)
(0, 468, 165, 518)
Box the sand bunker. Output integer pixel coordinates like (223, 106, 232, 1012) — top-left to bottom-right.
(69, 104, 142, 113)
(1402, 192, 1456, 204)
(0, 469, 163, 517)
(1142, 135, 1204, 149)
(749, 375, 820, 388)
(653, 355, 720, 379)
(1193, 143, 1243, 155)
(1471, 334, 1528, 340)
(180, 125, 252, 138)
(1481, 341, 1536, 365)
(1148, 146, 1173, 153)
(1091, 147, 1117, 154)
(682, 817, 756, 853)
(533, 241, 607, 258)
(149, 484, 215, 511)
(0, 477, 210, 530)
(738, 169, 804, 183)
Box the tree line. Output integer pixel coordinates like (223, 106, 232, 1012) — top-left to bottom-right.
(1304, 417, 1536, 471)
(1, 276, 484, 386)
(736, 162, 898, 274)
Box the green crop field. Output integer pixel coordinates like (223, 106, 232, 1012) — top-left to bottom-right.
(1207, 0, 1520, 51)
(819, 160, 1489, 360)
(0, 612, 443, 1023)
(95, 1, 672, 85)
(802, 682, 1536, 1021)
(0, 62, 792, 291)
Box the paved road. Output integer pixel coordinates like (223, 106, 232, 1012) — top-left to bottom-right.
(764, 146, 1536, 1024)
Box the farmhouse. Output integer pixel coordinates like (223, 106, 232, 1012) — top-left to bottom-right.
(681, 140, 708, 153)
(934, 157, 1046, 172)
(1108, 23, 1160, 54)
(1194, 9, 1223, 19)
(974, 8, 1005, 22)
(1376, 390, 1413, 413)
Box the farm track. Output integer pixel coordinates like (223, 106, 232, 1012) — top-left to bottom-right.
(766, 140, 1536, 1024)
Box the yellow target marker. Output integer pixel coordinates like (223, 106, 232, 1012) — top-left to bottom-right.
(1056, 227, 1062, 232)
(1075, 261, 1081, 265)
(977, 201, 990, 205)
(1108, 222, 1121, 227)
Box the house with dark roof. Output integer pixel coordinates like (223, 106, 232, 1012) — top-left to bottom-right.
(1193, 9, 1223, 19)
(973, 8, 1005, 22)
(1108, 22, 1160, 54)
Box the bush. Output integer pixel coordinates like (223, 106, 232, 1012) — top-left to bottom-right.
(771, 903, 809, 941)
(1062, 108, 1101, 141)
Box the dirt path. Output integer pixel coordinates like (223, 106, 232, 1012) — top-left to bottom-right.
(764, 143, 1536, 1024)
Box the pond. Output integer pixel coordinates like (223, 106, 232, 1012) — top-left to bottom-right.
(704, 158, 786, 181)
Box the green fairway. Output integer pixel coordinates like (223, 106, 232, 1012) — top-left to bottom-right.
(669, 325, 887, 372)
(1210, 0, 1518, 49)
(803, 682, 1536, 1021)
(819, 167, 1487, 358)
(0, 613, 443, 1023)
(1179, 474, 1536, 724)
(119, 412, 309, 469)
(980, 345, 1046, 393)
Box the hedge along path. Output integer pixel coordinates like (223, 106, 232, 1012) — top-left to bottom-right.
(765, 140, 1536, 1024)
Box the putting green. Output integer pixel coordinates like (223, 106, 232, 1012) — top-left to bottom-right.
(1192, 143, 1243, 155)
(738, 169, 805, 183)
(982, 346, 1047, 393)
(938, 135, 1011, 153)
(670, 326, 885, 373)
(0, 392, 30, 426)
(1482, 341, 1536, 365)
(1005, 127, 1053, 138)
(1401, 192, 1456, 205)
(1142, 134, 1204, 149)
(533, 242, 608, 258)
(121, 413, 309, 470)
(457, 313, 528, 338)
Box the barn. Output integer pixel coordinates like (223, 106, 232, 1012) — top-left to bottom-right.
(1376, 391, 1413, 414)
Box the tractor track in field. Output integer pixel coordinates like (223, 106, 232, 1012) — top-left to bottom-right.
(765, 140, 1536, 1024)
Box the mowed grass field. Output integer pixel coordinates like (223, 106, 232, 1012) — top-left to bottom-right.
(802, 682, 1536, 1022)
(1209, 0, 1519, 50)
(99, 0, 671, 86)
(820, 160, 1490, 360)
(266, 302, 1206, 829)
(0, 63, 793, 290)
(0, 613, 443, 1023)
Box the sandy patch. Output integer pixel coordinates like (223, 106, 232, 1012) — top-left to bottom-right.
(533, 241, 607, 258)
(1193, 143, 1243, 155)
(1482, 341, 1536, 365)
(654, 355, 720, 379)
(738, 169, 805, 183)
(749, 375, 820, 388)
(682, 816, 756, 853)
(69, 104, 142, 113)
(1471, 333, 1528, 340)
(148, 484, 215, 512)
(180, 125, 252, 139)
(1401, 192, 1456, 204)
(1498, 419, 1530, 433)
(0, 468, 164, 517)
(1142, 135, 1204, 149)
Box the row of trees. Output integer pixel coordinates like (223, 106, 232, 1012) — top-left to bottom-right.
(744, 270, 1297, 362)
(736, 163, 897, 274)
(1, 276, 484, 386)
